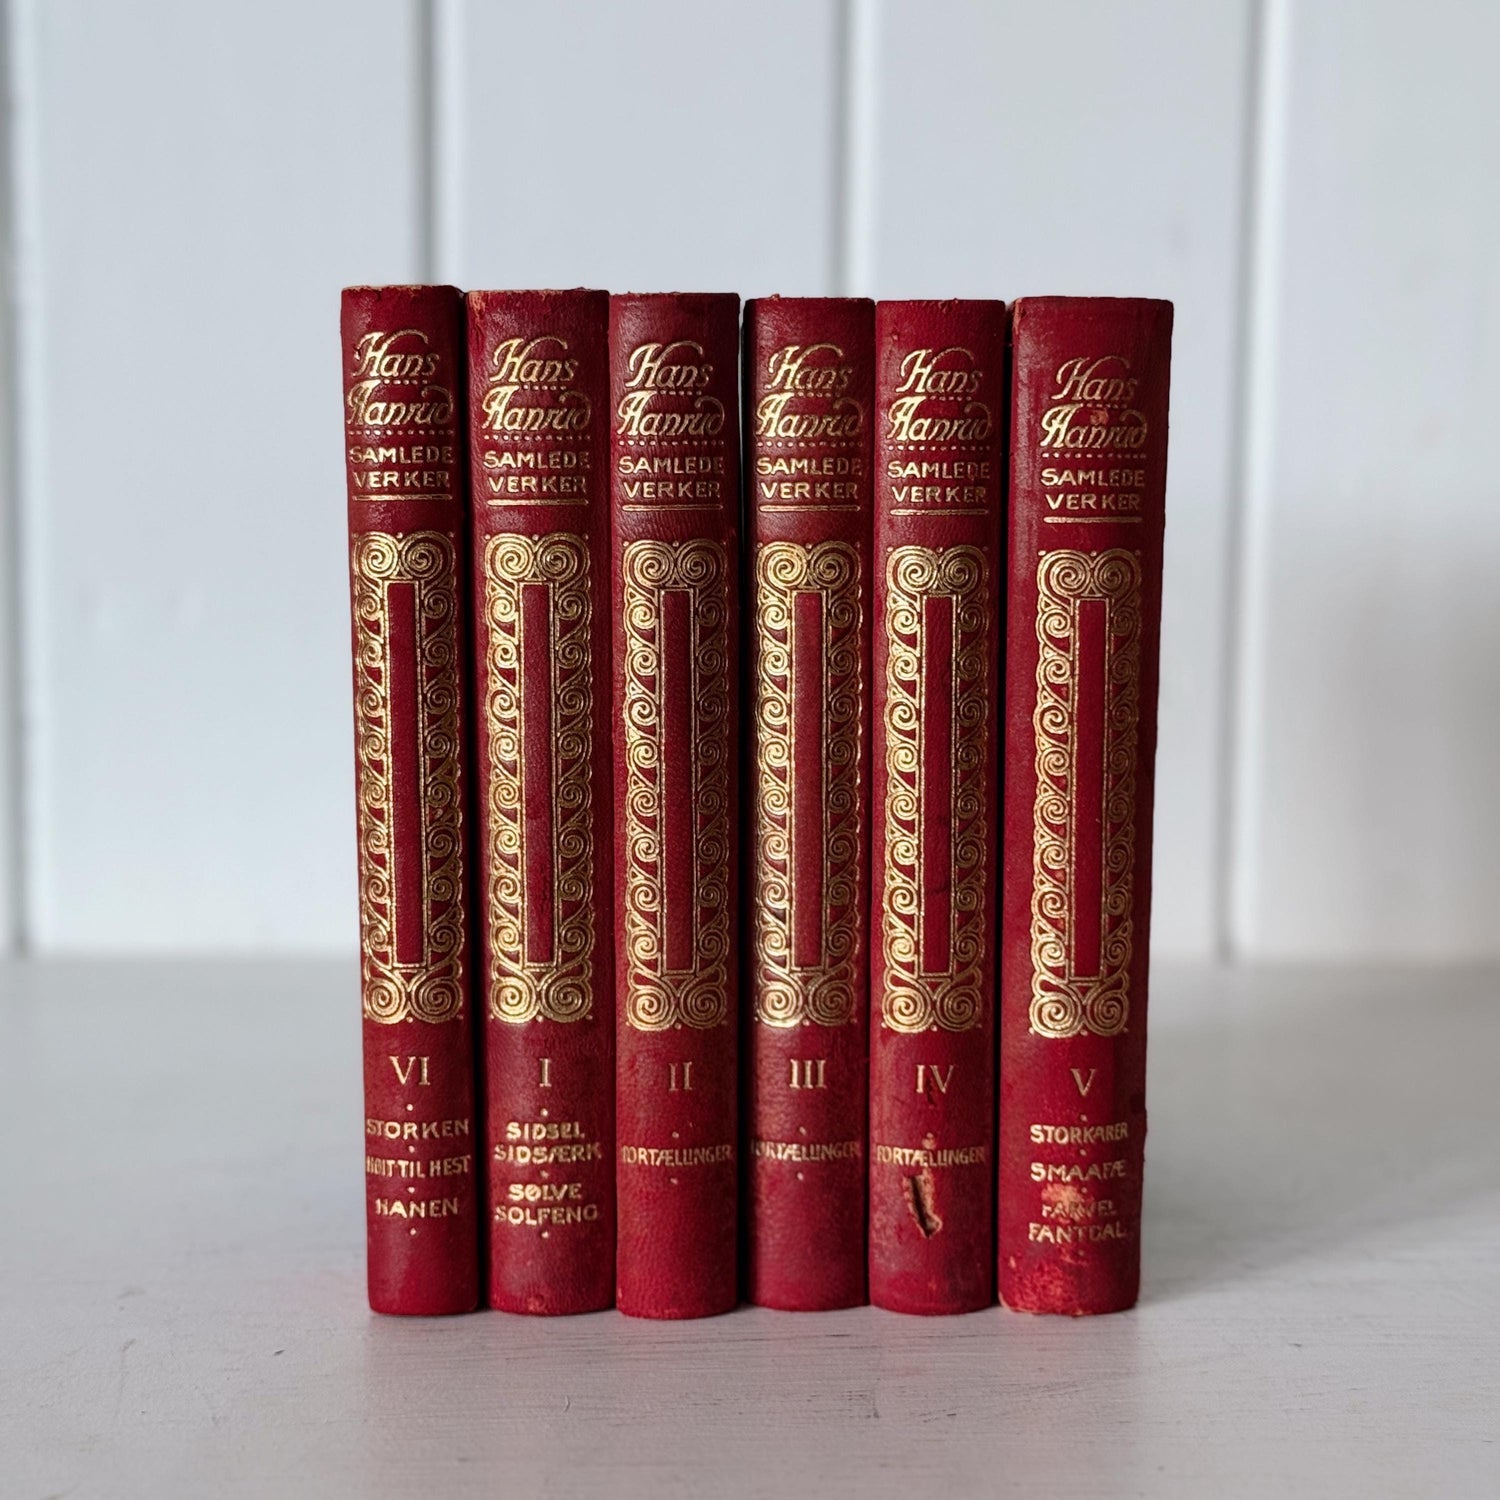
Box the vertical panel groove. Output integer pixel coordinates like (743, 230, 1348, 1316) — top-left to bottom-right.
(0, 0, 29, 952)
(838, 0, 879, 294)
(0, 0, 17, 950)
(428, 0, 464, 285)
(413, 0, 436, 281)
(827, 0, 851, 294)
(1222, 0, 1291, 960)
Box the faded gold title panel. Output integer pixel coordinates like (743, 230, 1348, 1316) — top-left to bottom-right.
(493, 1115, 605, 1231)
(884, 345, 995, 518)
(478, 335, 596, 507)
(616, 340, 728, 512)
(366, 1101, 472, 1226)
(754, 342, 866, 513)
(345, 328, 459, 502)
(1036, 356, 1151, 525)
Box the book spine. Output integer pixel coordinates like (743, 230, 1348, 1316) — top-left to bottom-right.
(998, 297, 1173, 1315)
(869, 300, 1005, 1314)
(340, 285, 480, 1315)
(466, 289, 614, 1314)
(609, 293, 742, 1319)
(744, 298, 874, 1310)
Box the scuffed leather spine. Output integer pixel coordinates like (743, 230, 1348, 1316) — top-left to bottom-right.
(610, 293, 742, 1318)
(999, 297, 1172, 1315)
(341, 285, 480, 1315)
(744, 298, 874, 1310)
(466, 290, 615, 1313)
(869, 300, 1005, 1314)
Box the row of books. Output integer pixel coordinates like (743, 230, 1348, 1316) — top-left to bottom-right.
(340, 287, 1171, 1318)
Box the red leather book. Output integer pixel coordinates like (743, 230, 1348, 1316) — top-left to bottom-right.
(341, 285, 480, 1315)
(466, 290, 614, 1314)
(869, 300, 1005, 1314)
(609, 293, 741, 1319)
(743, 297, 874, 1310)
(998, 298, 1172, 1315)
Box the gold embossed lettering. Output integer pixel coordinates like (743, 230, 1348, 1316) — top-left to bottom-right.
(616, 341, 725, 440)
(915, 1063, 955, 1096)
(755, 343, 863, 444)
(789, 1058, 827, 1090)
(1039, 356, 1147, 453)
(884, 347, 991, 448)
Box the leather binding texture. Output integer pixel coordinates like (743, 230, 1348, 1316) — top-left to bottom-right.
(998, 297, 1172, 1315)
(341, 285, 480, 1315)
(869, 300, 1005, 1314)
(466, 290, 614, 1313)
(610, 293, 742, 1319)
(743, 298, 874, 1310)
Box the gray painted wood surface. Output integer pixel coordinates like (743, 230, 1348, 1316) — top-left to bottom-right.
(2, 959, 1494, 1497)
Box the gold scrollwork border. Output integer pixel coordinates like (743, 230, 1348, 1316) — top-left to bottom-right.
(751, 541, 862, 1027)
(880, 544, 988, 1034)
(351, 531, 465, 1025)
(483, 533, 595, 1024)
(1030, 549, 1142, 1039)
(622, 538, 731, 1031)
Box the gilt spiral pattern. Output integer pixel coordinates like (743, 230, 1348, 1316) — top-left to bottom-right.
(483, 533, 595, 1023)
(1029, 549, 1141, 1039)
(351, 531, 466, 1025)
(622, 539, 731, 1031)
(751, 541, 863, 1027)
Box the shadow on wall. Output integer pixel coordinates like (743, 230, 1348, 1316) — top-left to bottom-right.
(1246, 508, 1500, 957)
(1142, 964, 1499, 1301)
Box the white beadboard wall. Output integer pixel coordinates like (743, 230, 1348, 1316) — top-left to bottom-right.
(1232, 0, 1500, 959)
(0, 0, 1494, 960)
